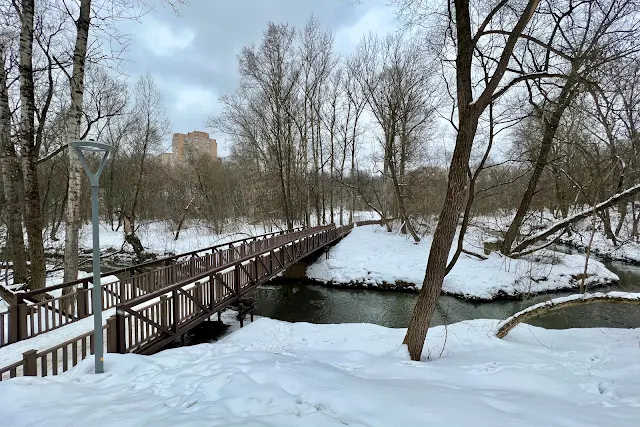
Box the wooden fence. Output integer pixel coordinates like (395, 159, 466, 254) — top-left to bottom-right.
(0, 324, 108, 381)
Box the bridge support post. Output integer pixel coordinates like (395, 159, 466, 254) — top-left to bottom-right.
(234, 266, 240, 296)
(253, 257, 259, 282)
(7, 304, 19, 344)
(160, 296, 169, 329)
(172, 290, 180, 333)
(194, 284, 202, 315)
(8, 296, 28, 343)
(119, 280, 127, 304)
(208, 275, 215, 310)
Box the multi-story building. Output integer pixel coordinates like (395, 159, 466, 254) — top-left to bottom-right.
(164, 131, 218, 164)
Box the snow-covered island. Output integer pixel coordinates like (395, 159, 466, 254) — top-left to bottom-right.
(1, 317, 638, 426)
(307, 225, 619, 300)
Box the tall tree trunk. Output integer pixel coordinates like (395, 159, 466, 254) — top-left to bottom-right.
(552, 165, 568, 218)
(633, 201, 640, 239)
(350, 130, 356, 223)
(0, 44, 28, 284)
(403, 111, 479, 359)
(502, 83, 575, 254)
(388, 146, 419, 242)
(64, 0, 92, 284)
(17, 0, 46, 290)
(403, 0, 540, 360)
(598, 209, 617, 245)
(615, 204, 627, 236)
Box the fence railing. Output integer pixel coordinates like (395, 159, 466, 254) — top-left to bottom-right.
(111, 224, 353, 355)
(0, 227, 318, 347)
(0, 324, 108, 381)
(0, 224, 352, 381)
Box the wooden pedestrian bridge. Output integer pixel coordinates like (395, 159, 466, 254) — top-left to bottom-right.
(0, 224, 352, 380)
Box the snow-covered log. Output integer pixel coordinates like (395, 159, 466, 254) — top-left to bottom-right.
(510, 183, 640, 254)
(496, 291, 640, 338)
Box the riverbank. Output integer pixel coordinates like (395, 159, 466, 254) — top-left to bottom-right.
(559, 230, 640, 264)
(473, 210, 640, 265)
(1, 318, 638, 426)
(307, 225, 619, 300)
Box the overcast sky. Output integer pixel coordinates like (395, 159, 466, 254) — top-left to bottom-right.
(120, 0, 398, 155)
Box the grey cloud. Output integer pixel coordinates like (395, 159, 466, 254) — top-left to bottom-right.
(119, 0, 392, 155)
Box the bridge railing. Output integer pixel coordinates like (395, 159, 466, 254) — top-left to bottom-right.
(0, 226, 322, 347)
(111, 224, 353, 355)
(0, 224, 352, 380)
(0, 324, 108, 381)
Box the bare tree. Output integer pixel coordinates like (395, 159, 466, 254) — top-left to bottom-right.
(63, 0, 91, 284)
(501, 0, 640, 255)
(121, 73, 169, 259)
(352, 33, 437, 242)
(401, 0, 542, 360)
(0, 39, 28, 284)
(15, 0, 47, 290)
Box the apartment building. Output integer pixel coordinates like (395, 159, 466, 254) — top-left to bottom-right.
(163, 131, 218, 164)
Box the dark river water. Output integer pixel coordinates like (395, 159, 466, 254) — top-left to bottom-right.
(90, 250, 640, 334)
(252, 259, 640, 330)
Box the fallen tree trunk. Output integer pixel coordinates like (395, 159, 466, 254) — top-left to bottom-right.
(496, 291, 640, 338)
(510, 183, 640, 255)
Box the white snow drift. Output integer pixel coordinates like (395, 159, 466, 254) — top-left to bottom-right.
(307, 225, 619, 299)
(0, 318, 638, 426)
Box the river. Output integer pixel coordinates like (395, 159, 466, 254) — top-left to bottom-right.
(252, 259, 640, 330)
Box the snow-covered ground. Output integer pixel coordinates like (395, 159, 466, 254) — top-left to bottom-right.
(560, 230, 640, 263)
(40, 211, 378, 259)
(0, 318, 638, 426)
(45, 221, 278, 258)
(308, 225, 619, 299)
(474, 208, 640, 264)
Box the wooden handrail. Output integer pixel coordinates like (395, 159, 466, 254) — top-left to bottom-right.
(0, 223, 353, 376)
(21, 226, 308, 298)
(119, 225, 341, 309)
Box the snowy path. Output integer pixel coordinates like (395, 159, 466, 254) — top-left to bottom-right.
(0, 318, 638, 426)
(307, 225, 619, 299)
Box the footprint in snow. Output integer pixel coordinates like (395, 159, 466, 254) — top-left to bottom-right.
(463, 361, 554, 375)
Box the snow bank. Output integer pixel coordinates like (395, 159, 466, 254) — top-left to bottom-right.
(1, 318, 638, 426)
(45, 221, 273, 257)
(307, 225, 619, 299)
(473, 209, 640, 264)
(560, 231, 640, 263)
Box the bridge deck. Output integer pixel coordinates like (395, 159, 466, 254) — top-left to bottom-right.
(0, 224, 352, 380)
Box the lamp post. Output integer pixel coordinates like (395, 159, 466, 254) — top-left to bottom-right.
(69, 140, 111, 374)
